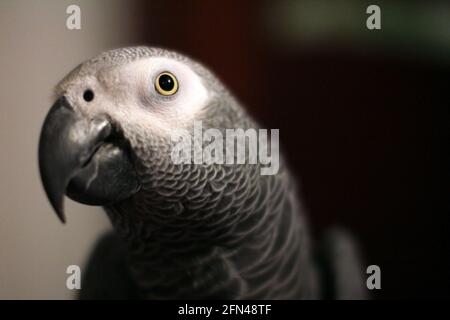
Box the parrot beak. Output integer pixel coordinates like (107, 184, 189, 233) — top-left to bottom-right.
(38, 97, 140, 223)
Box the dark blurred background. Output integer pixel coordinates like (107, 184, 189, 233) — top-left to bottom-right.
(0, 0, 448, 299)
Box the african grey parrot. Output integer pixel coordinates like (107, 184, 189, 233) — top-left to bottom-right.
(38, 46, 366, 299)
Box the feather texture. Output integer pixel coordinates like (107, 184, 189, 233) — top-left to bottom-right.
(56, 47, 365, 299)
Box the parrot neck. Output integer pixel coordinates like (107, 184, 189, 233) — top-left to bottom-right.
(104, 165, 319, 299)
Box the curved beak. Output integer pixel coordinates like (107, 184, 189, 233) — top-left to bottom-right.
(38, 97, 139, 223)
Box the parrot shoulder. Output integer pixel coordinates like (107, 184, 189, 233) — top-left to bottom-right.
(315, 227, 368, 299)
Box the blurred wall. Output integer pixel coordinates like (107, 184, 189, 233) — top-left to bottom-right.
(0, 0, 140, 299)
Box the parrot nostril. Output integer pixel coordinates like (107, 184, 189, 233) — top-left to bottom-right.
(83, 89, 94, 102)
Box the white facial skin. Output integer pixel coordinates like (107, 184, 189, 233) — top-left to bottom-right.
(59, 57, 211, 136)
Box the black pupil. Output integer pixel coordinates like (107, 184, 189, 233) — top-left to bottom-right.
(159, 74, 174, 91)
(83, 89, 94, 102)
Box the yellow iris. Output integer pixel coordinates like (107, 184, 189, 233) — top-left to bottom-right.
(155, 72, 178, 96)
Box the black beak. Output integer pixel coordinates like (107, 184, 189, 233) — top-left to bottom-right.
(38, 97, 140, 223)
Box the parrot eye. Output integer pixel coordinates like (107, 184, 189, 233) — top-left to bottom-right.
(155, 72, 178, 96)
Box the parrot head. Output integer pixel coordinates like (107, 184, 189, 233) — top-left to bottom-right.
(39, 47, 248, 223)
